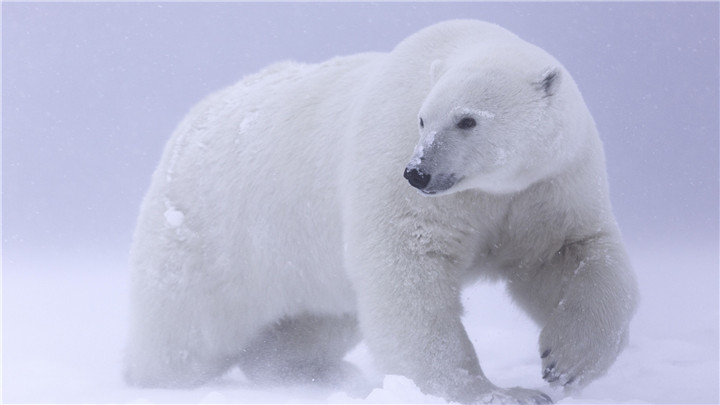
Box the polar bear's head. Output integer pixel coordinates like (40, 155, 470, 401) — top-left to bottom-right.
(404, 60, 585, 196)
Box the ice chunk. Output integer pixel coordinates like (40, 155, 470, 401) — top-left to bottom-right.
(164, 206, 185, 227)
(239, 111, 259, 133)
(408, 130, 437, 168)
(451, 106, 496, 119)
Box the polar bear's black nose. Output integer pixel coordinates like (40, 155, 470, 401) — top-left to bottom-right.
(404, 168, 431, 190)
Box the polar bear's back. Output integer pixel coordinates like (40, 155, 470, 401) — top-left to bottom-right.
(132, 53, 380, 335)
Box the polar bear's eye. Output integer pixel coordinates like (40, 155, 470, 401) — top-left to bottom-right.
(457, 117, 477, 130)
(419, 117, 424, 128)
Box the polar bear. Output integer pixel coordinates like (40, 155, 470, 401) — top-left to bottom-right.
(125, 20, 638, 404)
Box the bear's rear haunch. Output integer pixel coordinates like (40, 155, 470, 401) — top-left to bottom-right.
(125, 20, 638, 404)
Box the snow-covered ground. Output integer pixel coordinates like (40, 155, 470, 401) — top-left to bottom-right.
(2, 238, 718, 404)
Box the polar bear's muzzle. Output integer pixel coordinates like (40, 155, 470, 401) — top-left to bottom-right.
(403, 166, 459, 196)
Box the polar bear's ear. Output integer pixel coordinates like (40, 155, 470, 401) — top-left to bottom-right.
(430, 59, 445, 83)
(535, 67, 562, 97)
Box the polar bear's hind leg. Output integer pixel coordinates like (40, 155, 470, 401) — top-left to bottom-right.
(238, 313, 361, 386)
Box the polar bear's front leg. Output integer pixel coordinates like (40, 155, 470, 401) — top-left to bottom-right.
(347, 244, 551, 404)
(353, 256, 479, 395)
(508, 232, 638, 391)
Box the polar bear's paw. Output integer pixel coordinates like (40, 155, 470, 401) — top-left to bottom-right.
(539, 307, 629, 391)
(449, 380, 553, 404)
(480, 387, 554, 404)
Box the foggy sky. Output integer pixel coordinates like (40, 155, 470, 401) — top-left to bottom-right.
(3, 2, 718, 266)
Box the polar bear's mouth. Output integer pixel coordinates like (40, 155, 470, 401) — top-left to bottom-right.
(421, 175, 460, 196)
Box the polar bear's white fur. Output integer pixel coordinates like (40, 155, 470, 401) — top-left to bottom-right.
(125, 20, 638, 403)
